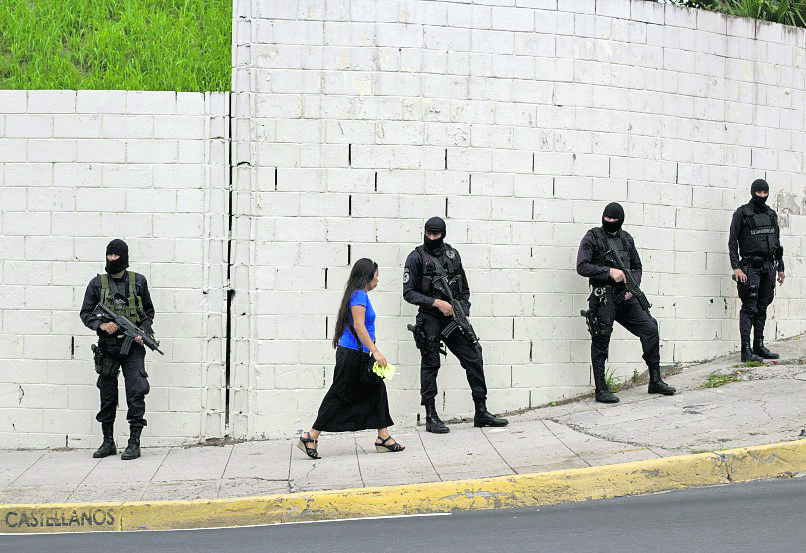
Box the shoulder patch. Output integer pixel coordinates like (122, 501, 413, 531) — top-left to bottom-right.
(403, 268, 410, 284)
(445, 249, 456, 259)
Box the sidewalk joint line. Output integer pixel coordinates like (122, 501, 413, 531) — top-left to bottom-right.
(416, 430, 442, 482)
(480, 427, 515, 475)
(7, 452, 46, 487)
(542, 420, 591, 467)
(66, 455, 103, 502)
(136, 449, 171, 501)
(142, 447, 174, 500)
(354, 437, 366, 488)
(286, 440, 293, 493)
(216, 444, 236, 498)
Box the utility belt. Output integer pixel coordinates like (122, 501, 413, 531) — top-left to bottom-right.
(740, 255, 774, 268)
(591, 284, 624, 298)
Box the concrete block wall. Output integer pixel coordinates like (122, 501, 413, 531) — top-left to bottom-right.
(0, 90, 229, 448)
(232, 0, 806, 437)
(2, 0, 805, 448)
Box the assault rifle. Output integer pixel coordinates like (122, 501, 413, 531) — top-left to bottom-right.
(603, 249, 651, 311)
(92, 303, 164, 356)
(432, 273, 481, 353)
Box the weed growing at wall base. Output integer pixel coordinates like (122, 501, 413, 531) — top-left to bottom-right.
(0, 0, 231, 91)
(701, 371, 745, 388)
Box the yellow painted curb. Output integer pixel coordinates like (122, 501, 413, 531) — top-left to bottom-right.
(2, 439, 805, 533)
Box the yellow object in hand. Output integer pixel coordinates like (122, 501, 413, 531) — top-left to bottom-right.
(372, 362, 396, 380)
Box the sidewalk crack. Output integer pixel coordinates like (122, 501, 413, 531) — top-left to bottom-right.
(714, 452, 735, 482)
(354, 437, 366, 488)
(417, 430, 442, 482)
(546, 417, 652, 452)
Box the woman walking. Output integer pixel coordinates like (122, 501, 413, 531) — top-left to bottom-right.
(297, 258, 404, 459)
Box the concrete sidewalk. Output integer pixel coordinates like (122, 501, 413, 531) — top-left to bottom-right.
(1, 336, 805, 511)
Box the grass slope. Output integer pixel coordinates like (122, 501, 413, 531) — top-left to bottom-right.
(0, 0, 231, 91)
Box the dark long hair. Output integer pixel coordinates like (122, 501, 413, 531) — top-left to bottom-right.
(332, 258, 378, 348)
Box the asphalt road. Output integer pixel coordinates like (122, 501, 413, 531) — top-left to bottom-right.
(3, 477, 805, 553)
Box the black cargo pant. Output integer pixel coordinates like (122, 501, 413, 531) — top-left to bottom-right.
(96, 336, 150, 428)
(737, 259, 776, 342)
(417, 312, 487, 405)
(588, 288, 660, 389)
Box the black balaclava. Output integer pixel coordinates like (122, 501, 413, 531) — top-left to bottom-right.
(601, 202, 624, 234)
(423, 216, 446, 253)
(105, 239, 129, 275)
(750, 178, 769, 208)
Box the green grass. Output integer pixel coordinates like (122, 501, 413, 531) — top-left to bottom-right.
(0, 0, 231, 91)
(666, 0, 806, 28)
(605, 367, 622, 393)
(702, 371, 744, 388)
(732, 361, 763, 368)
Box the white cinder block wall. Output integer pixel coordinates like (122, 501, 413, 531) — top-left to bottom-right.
(231, 0, 806, 438)
(2, 0, 805, 447)
(0, 90, 229, 448)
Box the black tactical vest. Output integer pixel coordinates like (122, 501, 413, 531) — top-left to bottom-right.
(416, 244, 463, 299)
(590, 227, 631, 271)
(738, 204, 778, 258)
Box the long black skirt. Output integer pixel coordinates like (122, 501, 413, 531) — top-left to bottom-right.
(313, 346, 394, 432)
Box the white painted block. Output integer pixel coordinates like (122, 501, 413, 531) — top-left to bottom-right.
(492, 149, 533, 173)
(76, 139, 126, 163)
(76, 90, 126, 114)
(127, 91, 176, 115)
(27, 139, 76, 163)
(127, 139, 178, 163)
(4, 163, 53, 188)
(27, 90, 76, 114)
(154, 116, 205, 139)
(492, 7, 535, 31)
(3, 212, 52, 236)
(102, 115, 154, 139)
(6, 115, 53, 138)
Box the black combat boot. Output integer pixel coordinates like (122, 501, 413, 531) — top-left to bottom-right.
(647, 366, 676, 395)
(473, 399, 509, 427)
(595, 389, 619, 403)
(753, 337, 779, 360)
(121, 426, 142, 460)
(424, 399, 449, 434)
(593, 367, 619, 403)
(92, 422, 116, 458)
(741, 339, 762, 362)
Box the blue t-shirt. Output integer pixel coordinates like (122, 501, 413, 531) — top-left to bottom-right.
(337, 289, 375, 352)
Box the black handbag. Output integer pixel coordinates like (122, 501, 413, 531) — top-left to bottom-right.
(349, 324, 382, 384)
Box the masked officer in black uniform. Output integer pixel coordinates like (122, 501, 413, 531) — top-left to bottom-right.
(728, 179, 785, 362)
(577, 203, 675, 403)
(79, 239, 155, 460)
(403, 217, 508, 433)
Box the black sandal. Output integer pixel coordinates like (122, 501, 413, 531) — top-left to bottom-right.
(375, 436, 405, 453)
(297, 433, 320, 459)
